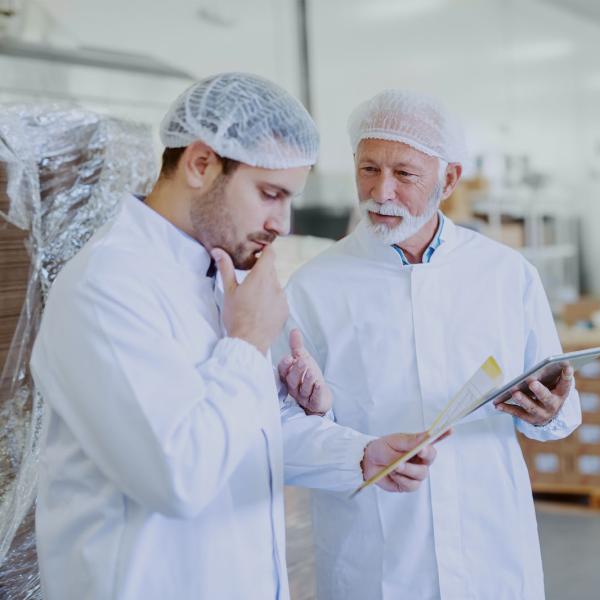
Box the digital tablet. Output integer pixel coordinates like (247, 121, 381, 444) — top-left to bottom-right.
(481, 347, 600, 408)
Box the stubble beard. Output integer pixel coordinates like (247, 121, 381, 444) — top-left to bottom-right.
(190, 173, 275, 270)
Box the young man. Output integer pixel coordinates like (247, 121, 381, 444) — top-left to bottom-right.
(31, 74, 437, 600)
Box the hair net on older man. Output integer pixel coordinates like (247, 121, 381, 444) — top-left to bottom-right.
(160, 72, 319, 170)
(347, 90, 467, 164)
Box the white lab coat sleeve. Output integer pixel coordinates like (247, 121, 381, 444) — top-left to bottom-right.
(274, 283, 374, 492)
(515, 266, 581, 441)
(31, 253, 275, 519)
(281, 402, 374, 491)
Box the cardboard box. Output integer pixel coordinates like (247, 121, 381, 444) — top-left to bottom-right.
(442, 183, 473, 222)
(572, 424, 600, 454)
(578, 360, 600, 380)
(561, 297, 600, 326)
(0, 286, 28, 318)
(579, 384, 600, 425)
(482, 222, 525, 249)
(524, 449, 565, 485)
(577, 379, 600, 394)
(561, 452, 600, 487)
(574, 454, 600, 486)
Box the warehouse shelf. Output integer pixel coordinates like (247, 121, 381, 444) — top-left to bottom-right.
(472, 192, 580, 311)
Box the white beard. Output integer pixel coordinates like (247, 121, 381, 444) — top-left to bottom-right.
(359, 181, 443, 245)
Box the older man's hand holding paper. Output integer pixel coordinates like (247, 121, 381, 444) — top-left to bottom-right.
(352, 356, 502, 497)
(352, 348, 600, 496)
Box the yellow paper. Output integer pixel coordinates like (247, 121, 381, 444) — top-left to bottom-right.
(351, 356, 503, 498)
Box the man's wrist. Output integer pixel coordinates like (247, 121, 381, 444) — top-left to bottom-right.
(304, 408, 328, 417)
(360, 441, 373, 481)
(229, 329, 269, 355)
(533, 415, 556, 428)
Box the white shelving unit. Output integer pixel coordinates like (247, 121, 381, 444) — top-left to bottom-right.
(472, 192, 580, 312)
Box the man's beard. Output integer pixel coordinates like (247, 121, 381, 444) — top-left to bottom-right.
(190, 174, 275, 270)
(359, 180, 443, 246)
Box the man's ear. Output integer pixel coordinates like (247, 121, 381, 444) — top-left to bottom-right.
(180, 141, 222, 189)
(442, 163, 462, 200)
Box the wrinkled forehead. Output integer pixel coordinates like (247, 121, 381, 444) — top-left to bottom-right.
(355, 138, 439, 171)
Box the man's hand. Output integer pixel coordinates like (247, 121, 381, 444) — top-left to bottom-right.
(495, 364, 574, 426)
(361, 432, 437, 493)
(278, 329, 332, 416)
(212, 246, 288, 355)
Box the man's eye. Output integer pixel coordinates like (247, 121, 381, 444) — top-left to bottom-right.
(262, 190, 280, 199)
(360, 166, 378, 173)
(396, 171, 415, 178)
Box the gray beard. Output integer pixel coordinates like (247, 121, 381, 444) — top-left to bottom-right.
(359, 180, 443, 245)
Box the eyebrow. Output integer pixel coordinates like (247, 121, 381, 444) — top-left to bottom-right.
(358, 159, 422, 172)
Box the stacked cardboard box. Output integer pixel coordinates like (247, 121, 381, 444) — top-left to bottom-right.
(518, 299, 600, 492)
(565, 376, 600, 486)
(0, 163, 30, 376)
(518, 365, 600, 488)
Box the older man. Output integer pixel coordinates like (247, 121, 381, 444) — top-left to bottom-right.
(276, 90, 580, 599)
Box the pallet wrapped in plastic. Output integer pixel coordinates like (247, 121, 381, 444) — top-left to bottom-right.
(0, 105, 155, 599)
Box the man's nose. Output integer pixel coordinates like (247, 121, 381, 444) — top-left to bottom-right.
(371, 175, 396, 203)
(265, 203, 291, 237)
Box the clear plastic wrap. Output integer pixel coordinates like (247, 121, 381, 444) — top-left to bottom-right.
(0, 105, 156, 599)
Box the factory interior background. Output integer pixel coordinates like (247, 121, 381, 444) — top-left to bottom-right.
(1, 0, 600, 598)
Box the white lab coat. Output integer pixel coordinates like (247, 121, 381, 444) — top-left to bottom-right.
(278, 215, 581, 600)
(31, 193, 371, 600)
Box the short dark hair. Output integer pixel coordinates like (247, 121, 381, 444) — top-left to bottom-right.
(159, 147, 240, 179)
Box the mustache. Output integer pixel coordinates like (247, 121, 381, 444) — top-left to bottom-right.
(249, 232, 277, 245)
(361, 199, 411, 217)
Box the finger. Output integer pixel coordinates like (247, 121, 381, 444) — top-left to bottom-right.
(513, 390, 549, 417)
(289, 328, 307, 359)
(277, 355, 294, 383)
(413, 444, 436, 466)
(375, 476, 402, 493)
(528, 380, 553, 406)
(285, 361, 303, 393)
(433, 429, 451, 444)
(299, 367, 316, 398)
(211, 249, 237, 294)
(496, 398, 544, 424)
(389, 471, 422, 493)
(385, 432, 428, 455)
(394, 461, 429, 482)
(249, 243, 277, 275)
(376, 463, 410, 491)
(552, 365, 574, 398)
(310, 382, 325, 408)
(293, 358, 309, 379)
(242, 245, 280, 292)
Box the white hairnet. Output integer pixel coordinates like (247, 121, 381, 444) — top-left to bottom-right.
(160, 72, 319, 169)
(347, 90, 467, 164)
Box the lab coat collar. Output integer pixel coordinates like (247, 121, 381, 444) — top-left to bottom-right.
(352, 210, 458, 266)
(120, 193, 213, 277)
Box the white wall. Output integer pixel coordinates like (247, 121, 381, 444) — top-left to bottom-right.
(0, 0, 302, 155)
(309, 0, 597, 183)
(307, 0, 600, 292)
(1, 0, 599, 291)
